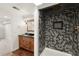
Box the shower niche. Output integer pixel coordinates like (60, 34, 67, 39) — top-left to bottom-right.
(53, 21, 63, 29)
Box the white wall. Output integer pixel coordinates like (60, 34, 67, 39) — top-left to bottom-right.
(10, 13, 29, 51)
(34, 7, 39, 56)
(0, 24, 12, 55)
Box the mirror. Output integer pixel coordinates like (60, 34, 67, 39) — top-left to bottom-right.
(27, 19, 34, 32)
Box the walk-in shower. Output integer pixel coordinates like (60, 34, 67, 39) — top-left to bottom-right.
(39, 3, 79, 56)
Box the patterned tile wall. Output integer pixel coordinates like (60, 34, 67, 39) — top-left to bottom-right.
(38, 11, 45, 55)
(39, 3, 79, 56)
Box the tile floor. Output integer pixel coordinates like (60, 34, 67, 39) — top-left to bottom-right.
(4, 48, 34, 56)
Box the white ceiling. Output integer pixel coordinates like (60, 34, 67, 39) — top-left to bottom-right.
(38, 3, 58, 9)
(0, 3, 36, 19)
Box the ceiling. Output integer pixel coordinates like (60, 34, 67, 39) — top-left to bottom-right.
(0, 3, 36, 19)
(38, 3, 58, 9)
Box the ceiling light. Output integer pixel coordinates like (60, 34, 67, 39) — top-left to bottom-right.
(12, 6, 20, 10)
(12, 6, 26, 15)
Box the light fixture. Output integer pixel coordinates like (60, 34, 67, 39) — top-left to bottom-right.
(12, 6, 20, 11)
(12, 6, 26, 15)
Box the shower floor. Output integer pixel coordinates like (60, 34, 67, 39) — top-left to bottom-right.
(40, 48, 72, 56)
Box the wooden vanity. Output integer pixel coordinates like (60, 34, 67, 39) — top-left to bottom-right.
(19, 35, 34, 52)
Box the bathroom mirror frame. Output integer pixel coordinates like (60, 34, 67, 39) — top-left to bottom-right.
(27, 19, 34, 32)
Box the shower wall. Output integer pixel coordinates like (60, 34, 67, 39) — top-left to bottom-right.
(39, 3, 79, 56)
(38, 11, 45, 55)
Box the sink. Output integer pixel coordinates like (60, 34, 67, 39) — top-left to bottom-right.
(24, 33, 34, 36)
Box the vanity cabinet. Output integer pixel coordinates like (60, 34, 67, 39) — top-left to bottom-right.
(19, 35, 34, 52)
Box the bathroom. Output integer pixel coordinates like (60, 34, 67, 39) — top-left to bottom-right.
(0, 3, 35, 56)
(0, 3, 79, 56)
(38, 3, 79, 56)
